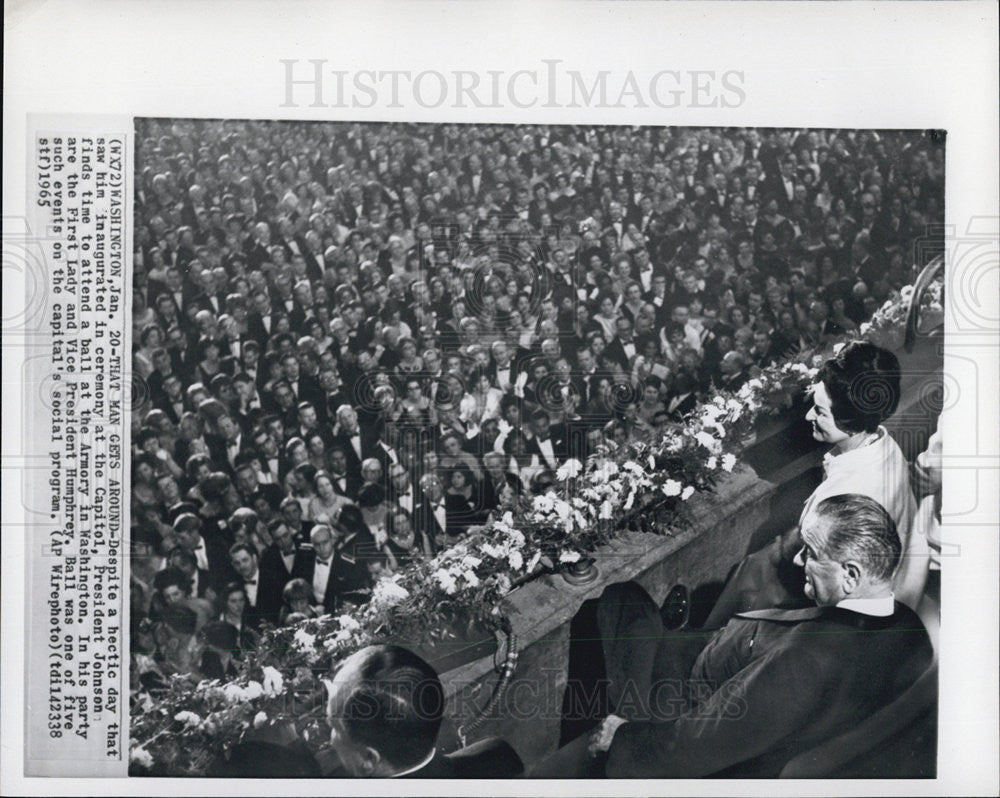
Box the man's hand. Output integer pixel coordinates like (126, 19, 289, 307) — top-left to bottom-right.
(588, 714, 627, 757)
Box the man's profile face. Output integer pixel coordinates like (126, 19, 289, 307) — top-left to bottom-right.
(795, 514, 847, 606)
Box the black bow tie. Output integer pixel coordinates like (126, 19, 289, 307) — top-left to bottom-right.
(244, 579, 256, 585)
(316, 559, 331, 567)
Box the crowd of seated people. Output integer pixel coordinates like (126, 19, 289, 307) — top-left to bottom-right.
(128, 120, 944, 687)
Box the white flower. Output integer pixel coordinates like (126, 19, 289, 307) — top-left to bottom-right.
(695, 431, 723, 454)
(222, 683, 248, 703)
(695, 430, 716, 450)
(623, 491, 636, 511)
(832, 342, 846, 355)
(129, 745, 154, 769)
(506, 528, 526, 548)
(337, 614, 361, 632)
(434, 568, 459, 594)
(244, 681, 265, 700)
(461, 555, 483, 570)
(662, 479, 683, 497)
(747, 378, 764, 391)
(789, 362, 810, 375)
(556, 458, 583, 481)
(533, 493, 555, 513)
(681, 486, 696, 501)
(253, 711, 268, 729)
(174, 710, 202, 728)
(371, 575, 410, 608)
(702, 403, 724, 421)
(721, 453, 737, 472)
(648, 454, 657, 470)
(501, 511, 515, 526)
(859, 322, 872, 336)
(462, 569, 480, 587)
(559, 550, 582, 564)
(507, 549, 524, 571)
(599, 500, 614, 520)
(481, 542, 503, 559)
(293, 628, 317, 652)
(553, 499, 572, 522)
(261, 666, 284, 697)
(706, 456, 718, 470)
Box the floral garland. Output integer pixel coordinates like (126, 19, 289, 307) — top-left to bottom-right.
(129, 278, 940, 775)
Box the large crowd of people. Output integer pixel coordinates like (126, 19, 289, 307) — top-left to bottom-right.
(128, 120, 944, 688)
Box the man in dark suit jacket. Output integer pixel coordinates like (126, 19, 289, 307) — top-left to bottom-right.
(414, 475, 450, 554)
(589, 494, 933, 778)
(524, 409, 568, 471)
(324, 643, 523, 778)
(257, 519, 312, 624)
(603, 317, 639, 373)
(331, 405, 377, 480)
(301, 523, 369, 614)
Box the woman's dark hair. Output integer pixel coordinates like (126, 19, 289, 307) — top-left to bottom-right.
(196, 337, 220, 362)
(220, 581, 249, 605)
(154, 566, 191, 597)
(816, 341, 901, 434)
(200, 620, 239, 652)
(161, 603, 198, 636)
(337, 503, 371, 536)
(447, 464, 475, 489)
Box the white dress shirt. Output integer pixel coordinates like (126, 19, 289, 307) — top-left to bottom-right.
(192, 539, 210, 572)
(312, 557, 332, 603)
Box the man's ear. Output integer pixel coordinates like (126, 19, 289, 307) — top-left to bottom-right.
(841, 559, 863, 594)
(359, 745, 382, 777)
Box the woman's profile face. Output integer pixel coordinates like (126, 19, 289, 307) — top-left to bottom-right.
(804, 381, 851, 445)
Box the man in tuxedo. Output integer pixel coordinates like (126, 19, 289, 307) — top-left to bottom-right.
(480, 452, 523, 512)
(332, 404, 373, 480)
(251, 427, 285, 485)
(589, 494, 933, 778)
(325, 644, 523, 778)
(490, 340, 516, 395)
(304, 523, 369, 614)
(666, 370, 698, 423)
(166, 546, 218, 603)
(328, 446, 363, 501)
(603, 318, 638, 373)
(173, 512, 235, 587)
(387, 462, 418, 517)
(247, 290, 278, 347)
(257, 518, 311, 624)
(207, 413, 251, 475)
(524, 409, 566, 472)
(228, 542, 264, 630)
(414, 474, 449, 553)
(717, 351, 750, 392)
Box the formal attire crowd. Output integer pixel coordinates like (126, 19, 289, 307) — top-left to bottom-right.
(127, 120, 944, 689)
